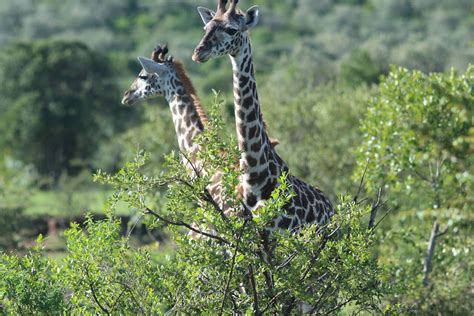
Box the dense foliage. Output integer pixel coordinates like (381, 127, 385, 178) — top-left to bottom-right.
(1, 101, 395, 314)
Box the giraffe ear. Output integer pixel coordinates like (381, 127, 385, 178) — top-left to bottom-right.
(197, 7, 216, 25)
(138, 57, 167, 76)
(245, 5, 260, 29)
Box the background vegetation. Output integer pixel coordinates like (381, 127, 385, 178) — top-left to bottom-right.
(0, 0, 472, 313)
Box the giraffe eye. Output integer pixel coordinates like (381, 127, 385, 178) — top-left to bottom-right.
(138, 75, 148, 80)
(224, 28, 238, 35)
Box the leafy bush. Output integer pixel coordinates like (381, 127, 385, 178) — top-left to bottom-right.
(0, 236, 65, 314)
(62, 214, 162, 314)
(94, 98, 393, 314)
(354, 65, 473, 209)
(354, 65, 474, 313)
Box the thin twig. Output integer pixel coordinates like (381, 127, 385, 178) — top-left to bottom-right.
(311, 273, 341, 314)
(88, 281, 110, 314)
(368, 187, 383, 229)
(175, 151, 231, 221)
(412, 169, 431, 183)
(179, 149, 203, 178)
(114, 281, 147, 314)
(127, 213, 144, 238)
(260, 290, 289, 314)
(84, 268, 110, 314)
(371, 206, 394, 231)
(110, 288, 127, 312)
(354, 159, 369, 203)
(276, 251, 299, 271)
(300, 235, 330, 282)
(145, 207, 231, 245)
(323, 293, 357, 315)
(202, 188, 227, 220)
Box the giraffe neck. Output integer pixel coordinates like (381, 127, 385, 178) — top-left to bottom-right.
(229, 35, 287, 207)
(164, 79, 205, 173)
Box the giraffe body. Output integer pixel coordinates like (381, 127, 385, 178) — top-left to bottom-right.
(193, 1, 334, 231)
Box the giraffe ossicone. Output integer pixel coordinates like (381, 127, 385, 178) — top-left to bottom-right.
(193, 0, 334, 232)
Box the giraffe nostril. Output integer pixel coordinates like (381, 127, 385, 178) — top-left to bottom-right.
(194, 46, 203, 54)
(195, 42, 210, 53)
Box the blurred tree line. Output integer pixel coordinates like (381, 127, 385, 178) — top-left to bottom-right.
(0, 0, 472, 186)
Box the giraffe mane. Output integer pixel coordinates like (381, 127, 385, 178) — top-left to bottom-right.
(172, 60, 209, 125)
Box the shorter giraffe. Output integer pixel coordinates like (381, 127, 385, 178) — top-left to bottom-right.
(122, 45, 233, 220)
(123, 45, 206, 173)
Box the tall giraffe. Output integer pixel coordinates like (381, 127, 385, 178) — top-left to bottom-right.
(192, 0, 334, 231)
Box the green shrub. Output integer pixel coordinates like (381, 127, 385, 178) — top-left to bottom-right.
(0, 236, 65, 314)
(354, 65, 474, 313)
(94, 97, 393, 314)
(62, 214, 162, 314)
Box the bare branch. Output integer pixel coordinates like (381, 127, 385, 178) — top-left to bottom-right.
(260, 290, 289, 314)
(436, 225, 449, 238)
(423, 221, 448, 286)
(113, 281, 147, 314)
(202, 188, 228, 221)
(179, 149, 203, 179)
(276, 251, 298, 271)
(311, 273, 341, 314)
(412, 169, 431, 183)
(368, 187, 383, 229)
(300, 235, 330, 282)
(126, 213, 144, 238)
(110, 288, 127, 312)
(145, 207, 231, 245)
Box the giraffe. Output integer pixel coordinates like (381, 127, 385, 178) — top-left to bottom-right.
(192, 0, 334, 232)
(121, 44, 278, 232)
(122, 44, 238, 236)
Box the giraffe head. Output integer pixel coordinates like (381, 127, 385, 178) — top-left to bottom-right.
(122, 44, 176, 105)
(192, 0, 259, 63)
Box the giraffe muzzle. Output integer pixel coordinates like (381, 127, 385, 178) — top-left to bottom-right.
(192, 45, 211, 63)
(121, 90, 137, 105)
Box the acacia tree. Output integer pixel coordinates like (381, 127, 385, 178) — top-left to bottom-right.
(354, 65, 473, 313)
